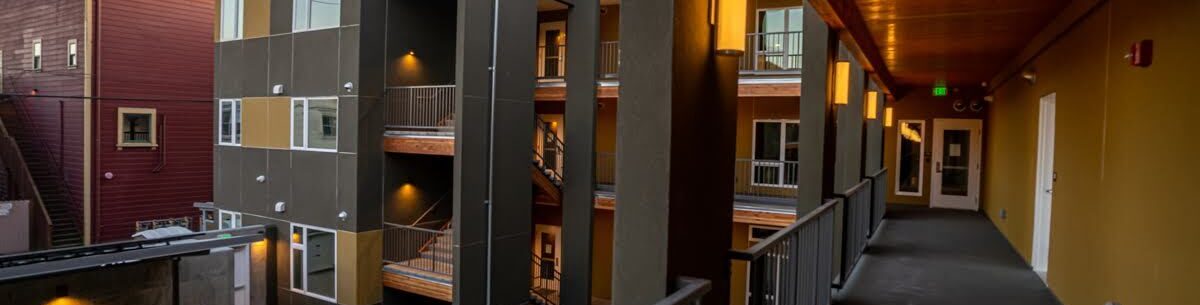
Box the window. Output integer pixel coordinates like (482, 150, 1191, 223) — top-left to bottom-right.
(754, 7, 803, 71)
(219, 99, 242, 145)
(31, 39, 41, 71)
(752, 120, 800, 187)
(293, 0, 341, 31)
(221, 0, 244, 41)
(290, 224, 337, 302)
(291, 97, 337, 151)
(895, 120, 924, 196)
(218, 210, 242, 230)
(117, 107, 157, 148)
(67, 39, 78, 67)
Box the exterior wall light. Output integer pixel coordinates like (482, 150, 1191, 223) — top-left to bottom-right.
(834, 61, 851, 105)
(884, 107, 894, 127)
(865, 90, 879, 119)
(715, 0, 747, 56)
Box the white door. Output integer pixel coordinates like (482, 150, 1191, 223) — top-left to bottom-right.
(1031, 93, 1057, 278)
(930, 119, 983, 210)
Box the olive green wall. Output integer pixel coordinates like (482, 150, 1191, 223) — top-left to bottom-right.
(984, 1, 1200, 305)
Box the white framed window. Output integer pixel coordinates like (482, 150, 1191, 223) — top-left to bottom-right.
(290, 97, 338, 151)
(751, 120, 800, 188)
(292, 0, 341, 32)
(290, 224, 337, 302)
(895, 120, 925, 196)
(67, 39, 78, 67)
(31, 39, 42, 71)
(221, 0, 244, 41)
(219, 99, 242, 145)
(218, 210, 242, 230)
(116, 107, 158, 148)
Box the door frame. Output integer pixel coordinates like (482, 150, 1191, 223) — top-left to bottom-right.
(1031, 93, 1057, 278)
(929, 118, 983, 210)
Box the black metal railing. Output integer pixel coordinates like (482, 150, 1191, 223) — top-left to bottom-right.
(531, 253, 562, 305)
(537, 44, 568, 79)
(866, 168, 888, 237)
(653, 277, 713, 305)
(731, 198, 838, 305)
(834, 179, 872, 287)
(533, 117, 565, 186)
(734, 159, 801, 198)
(384, 85, 456, 132)
(382, 222, 453, 277)
(599, 41, 620, 79)
(740, 32, 803, 73)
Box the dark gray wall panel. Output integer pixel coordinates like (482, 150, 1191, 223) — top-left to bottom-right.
(355, 97, 383, 232)
(357, 0, 387, 98)
(386, 0, 457, 87)
(339, 26, 360, 96)
(270, 0, 292, 35)
(289, 151, 339, 228)
(267, 149, 293, 218)
(215, 145, 243, 211)
(217, 41, 245, 99)
(341, 0, 361, 26)
(292, 29, 341, 97)
(337, 97, 358, 153)
(268, 35, 294, 94)
(243, 38, 270, 97)
(241, 148, 271, 216)
(337, 153, 359, 231)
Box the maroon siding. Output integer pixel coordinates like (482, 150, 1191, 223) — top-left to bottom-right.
(0, 0, 88, 227)
(94, 0, 214, 241)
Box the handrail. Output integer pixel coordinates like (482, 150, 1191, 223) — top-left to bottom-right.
(730, 198, 840, 261)
(409, 191, 451, 226)
(834, 179, 871, 199)
(868, 167, 887, 180)
(383, 222, 444, 234)
(0, 103, 53, 250)
(652, 277, 712, 305)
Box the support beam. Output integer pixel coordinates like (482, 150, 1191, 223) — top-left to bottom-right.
(612, 0, 736, 304)
(453, 0, 536, 304)
(834, 47, 867, 192)
(562, 0, 599, 304)
(797, 5, 831, 213)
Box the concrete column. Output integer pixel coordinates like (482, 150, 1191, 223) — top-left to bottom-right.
(453, 0, 536, 304)
(834, 48, 866, 191)
(862, 81, 883, 176)
(562, 0, 599, 304)
(612, 0, 736, 304)
(797, 5, 831, 213)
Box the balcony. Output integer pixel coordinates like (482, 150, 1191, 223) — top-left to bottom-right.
(596, 152, 801, 206)
(535, 32, 803, 81)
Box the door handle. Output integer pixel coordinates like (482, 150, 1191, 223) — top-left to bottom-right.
(1045, 188, 1053, 194)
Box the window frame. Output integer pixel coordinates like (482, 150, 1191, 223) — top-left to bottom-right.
(289, 223, 338, 302)
(218, 210, 242, 230)
(220, 0, 244, 41)
(894, 119, 925, 196)
(67, 39, 78, 68)
(31, 39, 42, 71)
(755, 6, 804, 34)
(291, 0, 342, 33)
(116, 107, 158, 148)
(290, 97, 339, 152)
(218, 99, 242, 146)
(750, 119, 800, 188)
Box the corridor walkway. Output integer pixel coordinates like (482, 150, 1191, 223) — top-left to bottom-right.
(835, 205, 1061, 305)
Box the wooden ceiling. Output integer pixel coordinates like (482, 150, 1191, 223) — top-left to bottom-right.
(855, 0, 1070, 88)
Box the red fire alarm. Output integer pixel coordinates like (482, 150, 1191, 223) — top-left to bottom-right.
(1129, 40, 1153, 67)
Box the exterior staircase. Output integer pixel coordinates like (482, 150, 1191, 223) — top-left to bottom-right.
(0, 101, 82, 248)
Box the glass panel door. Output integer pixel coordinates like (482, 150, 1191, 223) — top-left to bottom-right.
(939, 129, 971, 196)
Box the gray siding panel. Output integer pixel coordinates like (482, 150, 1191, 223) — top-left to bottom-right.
(243, 38, 270, 97)
(241, 148, 270, 216)
(217, 41, 245, 99)
(289, 150, 339, 228)
(291, 29, 341, 97)
(268, 35, 294, 95)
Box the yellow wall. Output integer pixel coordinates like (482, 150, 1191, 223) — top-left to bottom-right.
(336, 230, 383, 305)
(241, 97, 291, 149)
(244, 0, 270, 38)
(984, 1, 1200, 304)
(883, 92, 986, 205)
(591, 210, 614, 299)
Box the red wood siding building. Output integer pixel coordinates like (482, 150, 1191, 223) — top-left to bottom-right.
(0, 0, 215, 243)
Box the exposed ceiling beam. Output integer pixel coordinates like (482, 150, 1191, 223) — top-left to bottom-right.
(805, 0, 908, 100)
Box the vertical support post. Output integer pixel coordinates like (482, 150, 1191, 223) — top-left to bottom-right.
(797, 5, 830, 213)
(563, 0, 600, 304)
(454, 0, 536, 304)
(613, 0, 736, 303)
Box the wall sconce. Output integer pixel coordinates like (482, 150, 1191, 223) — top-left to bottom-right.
(884, 107, 894, 127)
(714, 0, 746, 56)
(865, 90, 879, 119)
(1021, 68, 1037, 84)
(834, 61, 851, 105)
(407, 50, 415, 56)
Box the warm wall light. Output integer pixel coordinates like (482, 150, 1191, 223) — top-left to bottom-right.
(865, 91, 879, 119)
(715, 0, 746, 55)
(884, 107, 894, 127)
(834, 61, 850, 105)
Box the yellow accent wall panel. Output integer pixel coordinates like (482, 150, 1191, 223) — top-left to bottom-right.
(336, 230, 383, 305)
(265, 97, 292, 148)
(242, 97, 291, 149)
(244, 0, 271, 38)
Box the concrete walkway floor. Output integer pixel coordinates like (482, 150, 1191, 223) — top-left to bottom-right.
(835, 205, 1062, 305)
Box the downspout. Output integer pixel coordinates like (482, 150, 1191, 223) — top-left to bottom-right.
(484, 0, 500, 303)
(82, 0, 100, 245)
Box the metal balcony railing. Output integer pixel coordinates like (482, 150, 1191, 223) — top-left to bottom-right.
(834, 179, 873, 286)
(740, 32, 803, 73)
(731, 198, 838, 305)
(594, 155, 801, 200)
(384, 85, 456, 132)
(653, 277, 713, 305)
(383, 222, 453, 277)
(537, 44, 568, 79)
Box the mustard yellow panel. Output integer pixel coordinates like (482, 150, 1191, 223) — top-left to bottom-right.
(336, 230, 383, 305)
(244, 0, 271, 39)
(265, 97, 292, 149)
(241, 98, 271, 148)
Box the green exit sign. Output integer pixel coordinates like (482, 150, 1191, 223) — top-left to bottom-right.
(933, 86, 949, 97)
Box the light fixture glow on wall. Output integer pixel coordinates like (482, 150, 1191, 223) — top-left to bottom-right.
(865, 90, 879, 119)
(884, 107, 894, 127)
(715, 0, 747, 56)
(834, 61, 851, 105)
